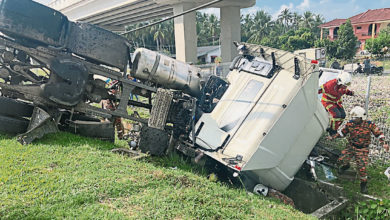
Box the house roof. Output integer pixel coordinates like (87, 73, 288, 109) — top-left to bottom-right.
(197, 45, 220, 57)
(319, 8, 390, 28)
(349, 8, 390, 24)
(319, 19, 347, 28)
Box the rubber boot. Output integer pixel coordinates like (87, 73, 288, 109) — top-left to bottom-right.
(360, 181, 368, 194)
(338, 164, 350, 174)
(326, 128, 337, 136)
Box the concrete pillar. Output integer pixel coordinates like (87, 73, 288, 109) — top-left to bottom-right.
(173, 3, 197, 63)
(220, 6, 241, 63)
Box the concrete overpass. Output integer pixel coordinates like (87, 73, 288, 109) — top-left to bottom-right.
(47, 0, 256, 63)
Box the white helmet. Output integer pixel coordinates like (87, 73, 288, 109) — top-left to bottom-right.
(337, 71, 352, 86)
(350, 106, 366, 120)
(253, 184, 269, 196)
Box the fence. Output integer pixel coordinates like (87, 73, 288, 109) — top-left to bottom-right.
(325, 56, 390, 74)
(318, 75, 390, 165)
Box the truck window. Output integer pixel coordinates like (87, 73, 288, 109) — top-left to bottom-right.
(219, 80, 264, 132)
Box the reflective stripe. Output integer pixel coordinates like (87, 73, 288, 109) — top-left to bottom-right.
(324, 92, 337, 99)
(325, 104, 334, 110)
(338, 124, 346, 137)
(322, 97, 340, 103)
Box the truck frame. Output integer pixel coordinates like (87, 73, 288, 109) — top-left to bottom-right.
(0, 0, 349, 217)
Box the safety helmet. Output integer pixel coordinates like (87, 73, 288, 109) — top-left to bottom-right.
(337, 71, 352, 86)
(253, 184, 269, 196)
(350, 106, 366, 120)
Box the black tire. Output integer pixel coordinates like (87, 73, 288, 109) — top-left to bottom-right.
(0, 96, 34, 117)
(0, 114, 29, 134)
(64, 121, 115, 142)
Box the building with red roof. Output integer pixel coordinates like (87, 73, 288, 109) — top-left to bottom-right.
(319, 8, 390, 50)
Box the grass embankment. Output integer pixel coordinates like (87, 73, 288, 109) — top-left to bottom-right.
(0, 133, 312, 219)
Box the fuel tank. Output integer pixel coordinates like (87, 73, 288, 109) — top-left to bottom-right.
(131, 48, 201, 97)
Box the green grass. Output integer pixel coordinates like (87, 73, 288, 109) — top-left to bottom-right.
(383, 60, 390, 71)
(0, 132, 313, 219)
(335, 162, 390, 199)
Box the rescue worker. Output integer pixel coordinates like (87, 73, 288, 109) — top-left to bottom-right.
(363, 57, 371, 75)
(328, 106, 389, 194)
(318, 71, 354, 135)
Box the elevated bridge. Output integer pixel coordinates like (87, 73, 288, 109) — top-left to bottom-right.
(47, 0, 256, 63)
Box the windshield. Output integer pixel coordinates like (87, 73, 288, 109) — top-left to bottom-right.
(219, 80, 264, 132)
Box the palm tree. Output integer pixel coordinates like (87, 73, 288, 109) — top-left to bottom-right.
(301, 11, 315, 29)
(278, 8, 292, 33)
(248, 10, 273, 44)
(207, 14, 220, 45)
(241, 14, 253, 42)
(292, 12, 302, 30)
(196, 12, 210, 46)
(150, 22, 165, 51)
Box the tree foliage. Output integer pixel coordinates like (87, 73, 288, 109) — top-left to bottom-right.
(125, 10, 325, 55)
(365, 27, 390, 55)
(315, 20, 358, 60)
(243, 10, 324, 52)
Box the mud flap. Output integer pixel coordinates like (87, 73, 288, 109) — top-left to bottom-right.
(138, 126, 169, 156)
(17, 107, 58, 145)
(67, 120, 115, 142)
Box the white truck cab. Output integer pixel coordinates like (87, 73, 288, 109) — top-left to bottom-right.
(193, 44, 329, 190)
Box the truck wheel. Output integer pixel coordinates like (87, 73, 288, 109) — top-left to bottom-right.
(0, 115, 29, 134)
(0, 96, 34, 117)
(64, 120, 115, 142)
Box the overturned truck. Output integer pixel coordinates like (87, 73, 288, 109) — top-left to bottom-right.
(0, 0, 347, 217)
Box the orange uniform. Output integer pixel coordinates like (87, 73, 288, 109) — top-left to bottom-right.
(334, 120, 385, 182)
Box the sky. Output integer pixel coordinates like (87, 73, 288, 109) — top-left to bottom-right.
(202, 0, 390, 21)
(35, 0, 390, 22)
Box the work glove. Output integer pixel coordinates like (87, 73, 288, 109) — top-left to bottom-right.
(384, 144, 389, 152)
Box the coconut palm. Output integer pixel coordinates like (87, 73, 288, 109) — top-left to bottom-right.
(301, 11, 315, 29)
(248, 10, 273, 44)
(278, 8, 292, 33)
(241, 14, 253, 42)
(150, 22, 165, 51)
(207, 14, 220, 45)
(292, 12, 302, 30)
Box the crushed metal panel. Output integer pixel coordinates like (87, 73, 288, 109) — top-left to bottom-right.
(0, 0, 68, 47)
(67, 22, 129, 70)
